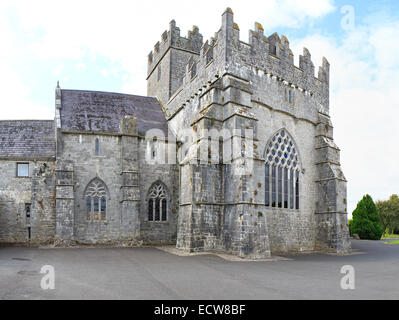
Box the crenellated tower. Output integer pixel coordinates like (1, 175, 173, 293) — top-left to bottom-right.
(147, 20, 203, 106)
(146, 8, 350, 258)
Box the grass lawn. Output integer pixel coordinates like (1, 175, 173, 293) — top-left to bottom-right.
(384, 240, 399, 245)
(381, 234, 399, 239)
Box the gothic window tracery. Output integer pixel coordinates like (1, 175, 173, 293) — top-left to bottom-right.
(85, 179, 107, 221)
(265, 129, 300, 210)
(148, 182, 168, 222)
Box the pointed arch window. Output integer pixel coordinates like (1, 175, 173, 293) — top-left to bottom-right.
(148, 182, 168, 222)
(265, 129, 301, 210)
(85, 179, 108, 221)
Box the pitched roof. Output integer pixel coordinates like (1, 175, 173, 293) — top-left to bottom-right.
(60, 90, 168, 135)
(0, 120, 55, 159)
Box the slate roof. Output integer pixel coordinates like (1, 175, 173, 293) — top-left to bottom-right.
(60, 90, 168, 135)
(0, 120, 55, 159)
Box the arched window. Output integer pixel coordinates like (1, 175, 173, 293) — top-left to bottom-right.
(147, 182, 168, 222)
(265, 129, 301, 210)
(85, 179, 108, 221)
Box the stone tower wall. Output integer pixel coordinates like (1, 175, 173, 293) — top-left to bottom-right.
(149, 8, 350, 256)
(147, 20, 203, 105)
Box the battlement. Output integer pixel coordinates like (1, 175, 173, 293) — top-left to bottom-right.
(147, 20, 203, 78)
(172, 8, 330, 112)
(148, 8, 331, 119)
(182, 37, 217, 81)
(177, 9, 329, 88)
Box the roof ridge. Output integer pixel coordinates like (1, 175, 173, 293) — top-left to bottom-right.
(60, 90, 167, 136)
(61, 89, 157, 100)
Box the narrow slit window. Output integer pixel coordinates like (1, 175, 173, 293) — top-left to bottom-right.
(289, 90, 293, 103)
(25, 203, 31, 226)
(95, 138, 100, 156)
(157, 65, 161, 82)
(206, 47, 213, 64)
(191, 63, 197, 79)
(26, 203, 31, 239)
(270, 44, 277, 55)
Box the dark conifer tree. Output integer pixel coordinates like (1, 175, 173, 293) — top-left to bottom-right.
(351, 195, 383, 240)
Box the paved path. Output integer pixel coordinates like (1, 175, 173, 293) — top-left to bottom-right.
(0, 240, 398, 300)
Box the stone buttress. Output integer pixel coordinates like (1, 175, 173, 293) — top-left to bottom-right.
(120, 116, 141, 239)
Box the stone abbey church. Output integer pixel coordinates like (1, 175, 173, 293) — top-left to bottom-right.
(0, 9, 351, 258)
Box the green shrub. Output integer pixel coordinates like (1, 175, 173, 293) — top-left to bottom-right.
(350, 195, 383, 240)
(348, 219, 353, 236)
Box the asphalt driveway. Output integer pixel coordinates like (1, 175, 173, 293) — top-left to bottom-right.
(0, 240, 398, 300)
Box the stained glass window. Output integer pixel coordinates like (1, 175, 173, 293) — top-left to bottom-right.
(86, 197, 91, 221)
(101, 197, 106, 221)
(85, 179, 107, 222)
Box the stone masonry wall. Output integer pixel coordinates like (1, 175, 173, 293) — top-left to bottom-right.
(138, 137, 179, 244)
(0, 160, 56, 244)
(58, 132, 123, 243)
(55, 127, 179, 244)
(149, 8, 350, 256)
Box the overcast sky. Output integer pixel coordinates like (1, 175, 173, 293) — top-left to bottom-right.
(0, 0, 398, 216)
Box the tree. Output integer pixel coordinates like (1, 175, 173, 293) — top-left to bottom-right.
(376, 195, 399, 234)
(348, 219, 353, 236)
(350, 195, 383, 240)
